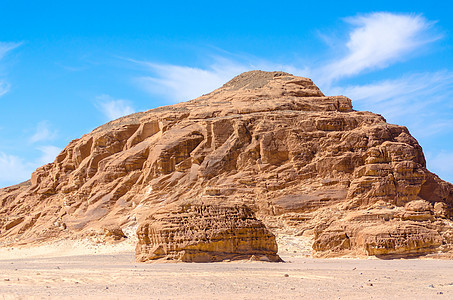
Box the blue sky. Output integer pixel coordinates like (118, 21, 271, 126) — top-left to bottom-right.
(0, 1, 453, 187)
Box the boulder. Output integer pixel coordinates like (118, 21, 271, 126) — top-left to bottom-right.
(136, 203, 281, 262)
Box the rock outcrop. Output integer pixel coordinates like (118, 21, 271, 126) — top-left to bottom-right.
(0, 70, 452, 260)
(311, 200, 450, 257)
(136, 202, 280, 262)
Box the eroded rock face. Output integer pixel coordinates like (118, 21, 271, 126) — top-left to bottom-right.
(357, 223, 442, 257)
(0, 70, 452, 259)
(312, 200, 453, 257)
(136, 202, 281, 262)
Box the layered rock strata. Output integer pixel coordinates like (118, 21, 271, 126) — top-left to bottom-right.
(0, 70, 452, 259)
(311, 200, 452, 257)
(136, 202, 281, 262)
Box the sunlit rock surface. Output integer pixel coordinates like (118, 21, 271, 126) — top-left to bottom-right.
(1, 70, 452, 260)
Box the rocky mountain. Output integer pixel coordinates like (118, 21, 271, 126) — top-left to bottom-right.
(1, 70, 452, 261)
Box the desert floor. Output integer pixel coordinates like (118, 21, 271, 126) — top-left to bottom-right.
(0, 239, 452, 300)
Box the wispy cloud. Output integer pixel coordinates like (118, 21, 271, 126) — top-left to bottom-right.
(29, 120, 58, 144)
(135, 58, 248, 102)
(320, 13, 438, 83)
(0, 144, 62, 188)
(0, 42, 21, 98)
(0, 152, 34, 187)
(37, 145, 62, 165)
(129, 13, 438, 103)
(1, 118, 61, 187)
(129, 13, 438, 102)
(133, 57, 310, 102)
(328, 71, 453, 137)
(0, 42, 21, 60)
(96, 94, 135, 120)
(0, 81, 9, 97)
(329, 72, 453, 115)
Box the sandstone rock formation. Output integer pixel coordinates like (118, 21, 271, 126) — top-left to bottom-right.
(311, 200, 448, 257)
(136, 202, 281, 262)
(0, 70, 452, 260)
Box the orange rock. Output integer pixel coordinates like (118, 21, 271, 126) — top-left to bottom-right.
(136, 202, 281, 262)
(357, 222, 442, 257)
(0, 70, 452, 259)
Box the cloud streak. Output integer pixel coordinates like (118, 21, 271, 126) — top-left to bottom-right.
(130, 13, 439, 104)
(96, 94, 135, 120)
(29, 121, 58, 144)
(0, 144, 62, 188)
(135, 59, 248, 102)
(0, 152, 34, 187)
(0, 81, 9, 97)
(330, 72, 453, 114)
(328, 71, 453, 138)
(37, 145, 62, 165)
(0, 42, 21, 98)
(320, 13, 438, 83)
(133, 57, 310, 103)
(0, 42, 21, 60)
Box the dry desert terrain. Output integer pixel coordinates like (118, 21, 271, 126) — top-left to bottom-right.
(0, 239, 452, 299)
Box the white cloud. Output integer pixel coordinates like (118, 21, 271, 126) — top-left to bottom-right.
(130, 13, 438, 101)
(0, 144, 62, 188)
(0, 81, 10, 97)
(0, 118, 62, 187)
(96, 94, 135, 120)
(328, 72, 453, 137)
(0, 152, 34, 187)
(37, 145, 62, 165)
(329, 72, 453, 113)
(133, 57, 310, 102)
(135, 59, 248, 102)
(321, 13, 438, 83)
(0, 42, 21, 60)
(0, 42, 21, 98)
(29, 121, 58, 144)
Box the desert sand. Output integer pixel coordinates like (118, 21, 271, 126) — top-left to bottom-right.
(0, 238, 452, 300)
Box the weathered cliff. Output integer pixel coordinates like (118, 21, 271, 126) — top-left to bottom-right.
(0, 70, 452, 260)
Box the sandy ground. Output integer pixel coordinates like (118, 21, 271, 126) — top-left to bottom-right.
(0, 245, 452, 299)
